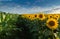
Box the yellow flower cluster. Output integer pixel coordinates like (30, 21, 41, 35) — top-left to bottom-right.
(46, 14, 59, 30)
(21, 13, 59, 30)
(21, 13, 46, 20)
(47, 14, 59, 20)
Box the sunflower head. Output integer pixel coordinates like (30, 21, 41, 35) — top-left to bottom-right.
(46, 18, 58, 30)
(34, 14, 38, 19)
(47, 14, 53, 19)
(37, 13, 45, 20)
(53, 14, 59, 20)
(21, 14, 38, 20)
(28, 14, 36, 20)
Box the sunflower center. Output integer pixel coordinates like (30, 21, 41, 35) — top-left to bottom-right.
(39, 14, 43, 18)
(35, 15, 37, 17)
(48, 21, 55, 26)
(56, 16, 58, 17)
(50, 16, 52, 18)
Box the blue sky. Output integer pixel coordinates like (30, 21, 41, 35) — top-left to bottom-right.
(0, 0, 60, 14)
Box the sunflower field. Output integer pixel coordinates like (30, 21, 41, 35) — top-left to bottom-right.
(0, 12, 60, 39)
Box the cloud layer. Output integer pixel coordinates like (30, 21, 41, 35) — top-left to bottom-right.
(44, 6, 60, 14)
(0, 5, 60, 14)
(0, 5, 52, 14)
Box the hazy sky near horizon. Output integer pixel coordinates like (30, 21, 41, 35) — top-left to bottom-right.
(0, 0, 60, 14)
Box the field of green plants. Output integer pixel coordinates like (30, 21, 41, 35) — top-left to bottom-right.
(0, 12, 60, 39)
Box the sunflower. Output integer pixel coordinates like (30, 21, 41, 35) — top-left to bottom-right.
(22, 14, 36, 20)
(28, 14, 35, 20)
(37, 13, 45, 20)
(46, 18, 58, 30)
(47, 14, 53, 19)
(53, 14, 59, 20)
(33, 14, 38, 19)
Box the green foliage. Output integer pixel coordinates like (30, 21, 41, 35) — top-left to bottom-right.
(0, 12, 19, 39)
(0, 12, 60, 39)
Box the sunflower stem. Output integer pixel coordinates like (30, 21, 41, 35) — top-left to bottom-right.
(51, 30, 55, 39)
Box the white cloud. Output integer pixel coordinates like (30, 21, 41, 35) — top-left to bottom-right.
(0, 5, 60, 14)
(44, 6, 60, 14)
(0, 5, 52, 14)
